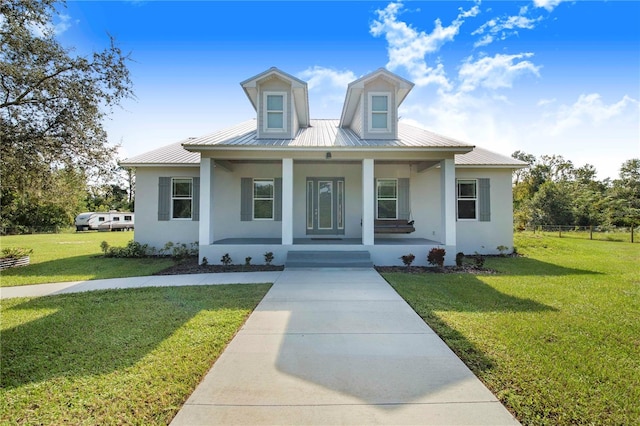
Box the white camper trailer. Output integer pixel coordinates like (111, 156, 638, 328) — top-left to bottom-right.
(75, 212, 134, 231)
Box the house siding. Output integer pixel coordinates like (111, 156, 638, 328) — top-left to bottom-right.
(134, 167, 200, 249)
(362, 79, 397, 140)
(455, 168, 514, 255)
(351, 93, 363, 138)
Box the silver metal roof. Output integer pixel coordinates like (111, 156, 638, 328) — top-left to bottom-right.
(122, 120, 525, 168)
(181, 119, 474, 150)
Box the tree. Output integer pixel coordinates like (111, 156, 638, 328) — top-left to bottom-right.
(1, 0, 133, 231)
(605, 159, 640, 227)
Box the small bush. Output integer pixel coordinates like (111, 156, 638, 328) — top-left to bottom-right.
(473, 252, 485, 268)
(1, 247, 33, 259)
(427, 247, 446, 268)
(264, 251, 274, 265)
(497, 245, 509, 256)
(455, 252, 465, 267)
(221, 253, 232, 266)
(105, 240, 149, 258)
(245, 256, 252, 266)
(400, 253, 415, 267)
(201, 256, 209, 266)
(100, 241, 109, 256)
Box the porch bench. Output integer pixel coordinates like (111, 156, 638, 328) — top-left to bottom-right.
(374, 219, 415, 234)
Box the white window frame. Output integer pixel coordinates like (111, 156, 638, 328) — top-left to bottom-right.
(456, 179, 478, 221)
(171, 177, 193, 220)
(376, 178, 398, 220)
(368, 92, 391, 133)
(263, 91, 287, 132)
(253, 178, 274, 220)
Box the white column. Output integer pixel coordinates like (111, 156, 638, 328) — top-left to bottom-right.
(281, 158, 294, 245)
(440, 158, 456, 246)
(199, 157, 214, 246)
(362, 158, 375, 246)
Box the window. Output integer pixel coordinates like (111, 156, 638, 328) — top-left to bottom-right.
(112, 216, 120, 221)
(98, 217, 105, 222)
(124, 215, 132, 221)
(369, 92, 390, 132)
(172, 178, 193, 219)
(457, 179, 477, 220)
(377, 179, 397, 219)
(264, 92, 286, 131)
(253, 179, 274, 220)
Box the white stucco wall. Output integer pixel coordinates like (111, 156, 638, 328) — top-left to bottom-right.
(455, 168, 515, 255)
(134, 166, 200, 249)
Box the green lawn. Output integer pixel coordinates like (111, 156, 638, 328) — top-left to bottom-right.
(383, 233, 640, 425)
(1, 284, 271, 424)
(1, 231, 173, 286)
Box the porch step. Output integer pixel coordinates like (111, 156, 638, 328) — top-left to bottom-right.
(285, 250, 373, 268)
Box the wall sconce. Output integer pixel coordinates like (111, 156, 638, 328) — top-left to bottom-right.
(326, 152, 332, 159)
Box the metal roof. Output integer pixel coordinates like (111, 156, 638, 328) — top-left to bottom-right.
(181, 119, 474, 150)
(121, 120, 525, 169)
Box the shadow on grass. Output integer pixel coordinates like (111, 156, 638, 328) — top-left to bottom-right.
(384, 272, 558, 374)
(0, 254, 173, 283)
(487, 256, 603, 276)
(0, 285, 268, 389)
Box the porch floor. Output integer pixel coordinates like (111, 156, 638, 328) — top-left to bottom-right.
(212, 237, 440, 246)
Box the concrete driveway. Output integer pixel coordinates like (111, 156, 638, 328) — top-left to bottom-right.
(171, 268, 519, 425)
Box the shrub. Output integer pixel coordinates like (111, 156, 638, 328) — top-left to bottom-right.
(105, 240, 149, 258)
(221, 253, 232, 266)
(1, 247, 33, 259)
(455, 252, 465, 267)
(100, 241, 109, 256)
(427, 247, 446, 268)
(473, 252, 485, 268)
(245, 256, 252, 266)
(201, 257, 209, 266)
(400, 253, 415, 267)
(497, 245, 509, 256)
(264, 251, 274, 265)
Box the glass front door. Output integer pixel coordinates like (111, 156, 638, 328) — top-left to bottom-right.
(306, 177, 345, 235)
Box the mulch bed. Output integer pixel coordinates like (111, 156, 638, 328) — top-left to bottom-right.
(153, 258, 284, 275)
(155, 257, 496, 275)
(374, 265, 497, 274)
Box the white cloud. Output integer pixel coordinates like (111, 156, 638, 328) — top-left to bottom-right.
(297, 66, 357, 118)
(548, 93, 638, 135)
(370, 1, 479, 88)
(458, 53, 541, 92)
(27, 13, 72, 37)
(472, 10, 542, 47)
(533, 0, 566, 12)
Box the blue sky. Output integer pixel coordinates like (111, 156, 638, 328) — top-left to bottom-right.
(55, 1, 639, 179)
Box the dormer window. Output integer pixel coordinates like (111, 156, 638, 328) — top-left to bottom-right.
(369, 92, 391, 132)
(264, 92, 287, 132)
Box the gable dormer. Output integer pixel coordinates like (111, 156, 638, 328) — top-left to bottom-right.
(240, 67, 309, 139)
(339, 68, 414, 140)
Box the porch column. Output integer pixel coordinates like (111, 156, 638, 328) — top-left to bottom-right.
(440, 158, 456, 246)
(281, 158, 294, 245)
(362, 158, 375, 246)
(199, 157, 214, 245)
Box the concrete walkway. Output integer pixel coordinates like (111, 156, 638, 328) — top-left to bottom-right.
(0, 271, 283, 299)
(171, 268, 519, 425)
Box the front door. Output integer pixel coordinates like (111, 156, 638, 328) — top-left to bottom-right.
(306, 177, 345, 235)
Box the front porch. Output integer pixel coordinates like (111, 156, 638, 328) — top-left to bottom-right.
(201, 237, 451, 267)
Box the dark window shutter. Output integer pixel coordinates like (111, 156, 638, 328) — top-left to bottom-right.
(479, 178, 491, 222)
(192, 177, 200, 221)
(240, 178, 252, 221)
(398, 178, 410, 220)
(274, 178, 282, 221)
(158, 177, 171, 221)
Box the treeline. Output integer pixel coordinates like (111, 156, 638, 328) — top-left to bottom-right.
(512, 152, 640, 230)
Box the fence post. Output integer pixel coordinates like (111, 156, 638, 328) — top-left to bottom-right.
(590, 225, 593, 240)
(559, 226, 562, 238)
(632, 226, 635, 243)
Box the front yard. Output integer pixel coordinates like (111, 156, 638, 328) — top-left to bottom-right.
(1, 284, 271, 424)
(383, 233, 640, 424)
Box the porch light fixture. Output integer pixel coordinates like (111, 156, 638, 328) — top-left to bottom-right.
(326, 152, 332, 159)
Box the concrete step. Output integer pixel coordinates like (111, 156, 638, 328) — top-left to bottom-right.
(286, 250, 373, 268)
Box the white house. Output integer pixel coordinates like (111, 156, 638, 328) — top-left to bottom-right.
(121, 67, 526, 266)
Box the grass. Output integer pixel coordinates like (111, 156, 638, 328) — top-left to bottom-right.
(383, 232, 640, 425)
(0, 231, 174, 287)
(1, 284, 271, 424)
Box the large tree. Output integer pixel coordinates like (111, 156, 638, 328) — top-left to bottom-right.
(1, 0, 133, 231)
